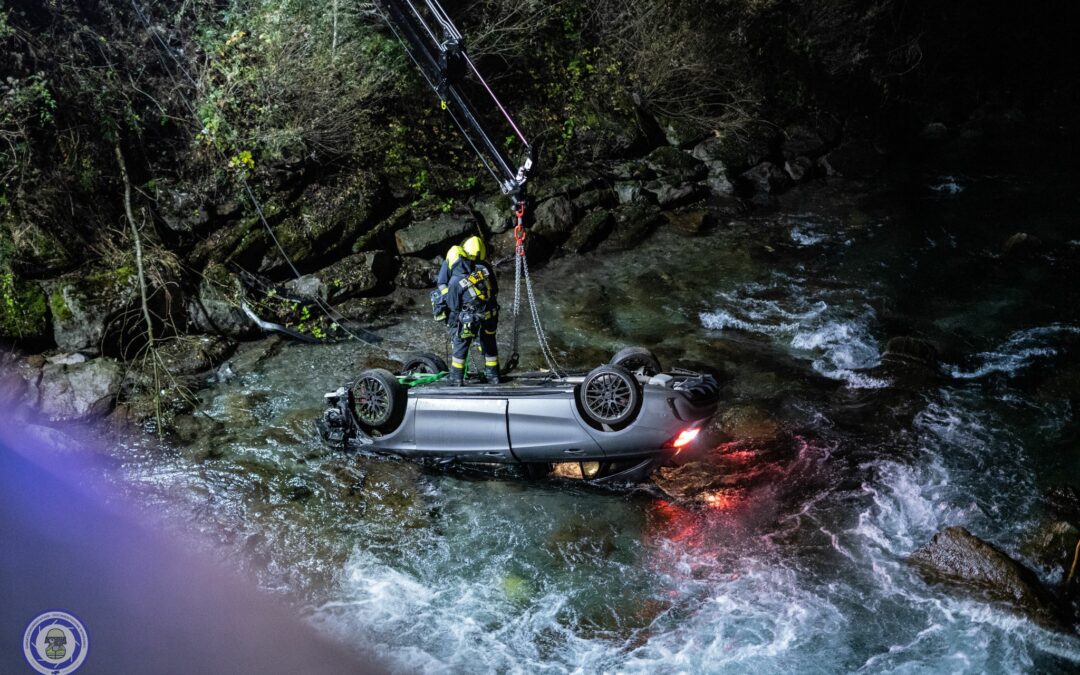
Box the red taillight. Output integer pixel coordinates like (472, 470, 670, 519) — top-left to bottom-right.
(670, 427, 700, 449)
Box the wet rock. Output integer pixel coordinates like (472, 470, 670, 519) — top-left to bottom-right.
(36, 357, 123, 421)
(564, 210, 613, 253)
(691, 137, 727, 165)
(643, 146, 707, 181)
(1021, 520, 1080, 577)
(881, 336, 940, 371)
(571, 188, 614, 212)
(395, 213, 475, 257)
(532, 196, 575, 240)
(784, 156, 816, 183)
(910, 526, 1067, 628)
(614, 181, 644, 204)
(1001, 232, 1043, 258)
(20, 423, 89, 454)
(740, 162, 792, 196)
(501, 573, 535, 605)
(610, 159, 653, 181)
(310, 251, 392, 302)
(713, 404, 782, 442)
(665, 210, 715, 237)
(705, 171, 735, 196)
(225, 337, 283, 375)
(395, 256, 437, 289)
(473, 193, 513, 234)
(43, 269, 140, 354)
(546, 520, 617, 560)
(602, 203, 663, 251)
(652, 462, 724, 502)
(285, 476, 314, 502)
(1042, 485, 1080, 524)
(46, 353, 87, 366)
(157, 336, 236, 376)
(283, 275, 326, 302)
(187, 263, 257, 338)
(643, 177, 701, 208)
(171, 413, 225, 444)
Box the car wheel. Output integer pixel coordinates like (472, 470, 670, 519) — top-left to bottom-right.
(610, 346, 662, 376)
(401, 352, 448, 375)
(354, 368, 405, 433)
(579, 364, 641, 428)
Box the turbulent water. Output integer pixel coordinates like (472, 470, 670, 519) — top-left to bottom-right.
(106, 171, 1080, 672)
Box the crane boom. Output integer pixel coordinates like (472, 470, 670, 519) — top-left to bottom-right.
(373, 0, 533, 206)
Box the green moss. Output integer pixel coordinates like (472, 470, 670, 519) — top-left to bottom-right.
(0, 272, 48, 338)
(49, 290, 72, 322)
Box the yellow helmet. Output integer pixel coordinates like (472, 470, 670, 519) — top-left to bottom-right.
(446, 244, 465, 267)
(462, 235, 486, 261)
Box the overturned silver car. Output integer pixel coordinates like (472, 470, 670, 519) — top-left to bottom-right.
(317, 348, 719, 484)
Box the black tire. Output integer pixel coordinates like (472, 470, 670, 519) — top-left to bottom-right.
(401, 352, 448, 375)
(578, 364, 641, 428)
(610, 346, 662, 376)
(353, 368, 406, 433)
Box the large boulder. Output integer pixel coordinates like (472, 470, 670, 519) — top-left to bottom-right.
(740, 162, 793, 197)
(643, 177, 701, 208)
(311, 251, 392, 302)
(42, 268, 140, 355)
(36, 357, 123, 422)
(910, 526, 1067, 628)
(665, 210, 715, 237)
(395, 213, 475, 257)
(187, 263, 258, 338)
(614, 181, 645, 205)
(881, 336, 940, 371)
(642, 146, 707, 182)
(473, 194, 513, 234)
(564, 210, 614, 253)
(531, 196, 575, 240)
(602, 204, 664, 251)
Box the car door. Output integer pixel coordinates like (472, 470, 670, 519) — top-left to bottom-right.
(507, 394, 603, 462)
(413, 396, 512, 460)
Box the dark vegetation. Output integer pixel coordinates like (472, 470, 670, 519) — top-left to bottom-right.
(0, 0, 1076, 418)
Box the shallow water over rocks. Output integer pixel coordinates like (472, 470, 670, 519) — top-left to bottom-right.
(104, 174, 1080, 672)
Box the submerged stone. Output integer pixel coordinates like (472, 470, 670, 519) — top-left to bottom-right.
(910, 526, 1068, 629)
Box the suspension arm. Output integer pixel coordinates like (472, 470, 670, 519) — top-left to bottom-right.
(374, 0, 533, 204)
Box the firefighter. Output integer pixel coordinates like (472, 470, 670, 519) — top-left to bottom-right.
(431, 244, 467, 322)
(446, 235, 499, 385)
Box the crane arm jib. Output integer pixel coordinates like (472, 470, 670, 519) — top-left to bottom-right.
(375, 0, 533, 204)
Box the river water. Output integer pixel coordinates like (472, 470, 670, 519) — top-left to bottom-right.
(106, 171, 1079, 672)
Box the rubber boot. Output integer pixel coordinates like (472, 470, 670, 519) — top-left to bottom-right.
(447, 367, 465, 386)
(484, 365, 502, 384)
